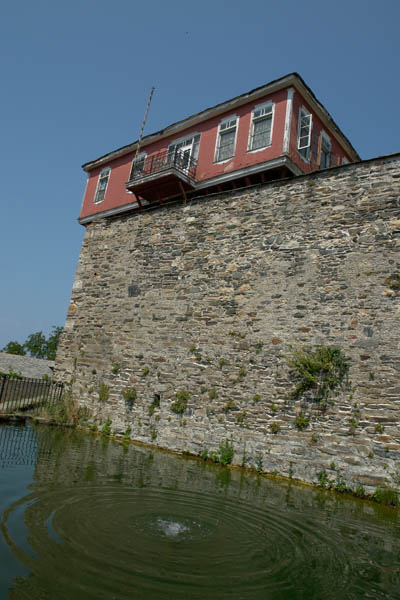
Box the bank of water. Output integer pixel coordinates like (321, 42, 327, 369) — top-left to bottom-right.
(0, 423, 399, 599)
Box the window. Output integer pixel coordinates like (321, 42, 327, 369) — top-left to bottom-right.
(168, 134, 200, 169)
(342, 156, 349, 165)
(129, 152, 147, 180)
(94, 167, 110, 204)
(297, 108, 312, 160)
(319, 133, 331, 169)
(215, 117, 237, 162)
(248, 103, 273, 150)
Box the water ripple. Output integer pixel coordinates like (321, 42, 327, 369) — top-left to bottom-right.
(3, 483, 398, 599)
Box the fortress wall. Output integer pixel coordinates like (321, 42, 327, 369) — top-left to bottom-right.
(55, 154, 400, 493)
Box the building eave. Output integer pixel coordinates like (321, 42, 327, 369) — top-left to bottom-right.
(82, 73, 359, 173)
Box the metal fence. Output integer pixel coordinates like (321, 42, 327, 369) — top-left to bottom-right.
(0, 375, 64, 414)
(128, 148, 198, 183)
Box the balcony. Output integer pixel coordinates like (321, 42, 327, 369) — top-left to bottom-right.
(125, 148, 198, 203)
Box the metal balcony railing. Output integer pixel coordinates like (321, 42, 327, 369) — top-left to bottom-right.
(128, 149, 198, 184)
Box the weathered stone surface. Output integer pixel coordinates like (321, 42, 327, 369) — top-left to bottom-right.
(55, 154, 400, 495)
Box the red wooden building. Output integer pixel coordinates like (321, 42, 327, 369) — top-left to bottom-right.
(79, 73, 359, 225)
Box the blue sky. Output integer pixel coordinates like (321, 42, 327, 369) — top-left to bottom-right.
(1, 0, 399, 348)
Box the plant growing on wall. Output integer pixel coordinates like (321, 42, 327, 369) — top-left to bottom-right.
(385, 273, 400, 291)
(171, 390, 189, 414)
(218, 439, 234, 465)
(123, 388, 136, 406)
(294, 411, 309, 430)
(288, 345, 349, 404)
(98, 381, 110, 402)
(101, 419, 112, 435)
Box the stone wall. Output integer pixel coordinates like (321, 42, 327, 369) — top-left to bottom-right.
(55, 153, 400, 494)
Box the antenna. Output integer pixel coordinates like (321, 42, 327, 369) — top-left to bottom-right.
(134, 87, 155, 162)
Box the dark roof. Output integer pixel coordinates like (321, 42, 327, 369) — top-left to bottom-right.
(0, 353, 54, 379)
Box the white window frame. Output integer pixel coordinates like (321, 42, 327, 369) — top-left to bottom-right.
(94, 167, 110, 204)
(297, 107, 312, 161)
(129, 151, 147, 180)
(214, 115, 238, 163)
(168, 133, 201, 166)
(320, 131, 331, 169)
(247, 102, 274, 152)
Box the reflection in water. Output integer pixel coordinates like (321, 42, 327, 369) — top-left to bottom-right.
(0, 423, 399, 599)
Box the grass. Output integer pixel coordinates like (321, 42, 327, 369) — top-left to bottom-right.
(98, 381, 109, 402)
(372, 486, 399, 506)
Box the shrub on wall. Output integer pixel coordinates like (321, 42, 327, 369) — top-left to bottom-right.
(171, 390, 189, 414)
(289, 345, 349, 404)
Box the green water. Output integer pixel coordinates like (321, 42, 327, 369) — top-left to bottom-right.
(0, 424, 399, 599)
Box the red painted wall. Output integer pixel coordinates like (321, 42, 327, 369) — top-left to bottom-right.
(79, 86, 353, 221)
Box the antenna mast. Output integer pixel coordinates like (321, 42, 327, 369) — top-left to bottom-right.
(134, 87, 155, 161)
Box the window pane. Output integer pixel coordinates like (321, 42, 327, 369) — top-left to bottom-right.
(218, 130, 235, 160)
(252, 116, 271, 149)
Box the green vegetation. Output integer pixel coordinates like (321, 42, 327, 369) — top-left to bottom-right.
(141, 366, 150, 377)
(208, 388, 218, 400)
(289, 345, 350, 403)
(0, 367, 22, 379)
(112, 363, 121, 375)
(270, 422, 280, 434)
(238, 367, 247, 378)
(374, 423, 384, 434)
(256, 454, 263, 473)
(123, 388, 136, 406)
(236, 411, 246, 425)
(294, 411, 310, 430)
(223, 400, 237, 413)
(218, 439, 234, 465)
(385, 273, 400, 290)
(1, 325, 63, 360)
(317, 470, 329, 487)
(123, 426, 131, 440)
(171, 390, 189, 414)
(98, 381, 110, 402)
(101, 419, 112, 435)
(253, 394, 261, 403)
(334, 476, 348, 493)
(372, 486, 399, 507)
(200, 448, 208, 461)
(354, 486, 365, 498)
(218, 358, 228, 368)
